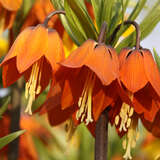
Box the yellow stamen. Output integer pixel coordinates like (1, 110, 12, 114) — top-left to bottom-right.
(76, 71, 95, 125)
(123, 120, 139, 160)
(115, 94, 134, 132)
(24, 58, 43, 115)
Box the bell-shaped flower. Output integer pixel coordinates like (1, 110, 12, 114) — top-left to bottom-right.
(1, 24, 64, 115)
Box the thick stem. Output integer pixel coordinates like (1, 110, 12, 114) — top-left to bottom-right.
(8, 79, 24, 160)
(98, 22, 107, 44)
(95, 109, 108, 160)
(109, 20, 141, 49)
(43, 10, 66, 27)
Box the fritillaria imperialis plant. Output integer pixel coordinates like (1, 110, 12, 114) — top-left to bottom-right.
(1, 0, 160, 160)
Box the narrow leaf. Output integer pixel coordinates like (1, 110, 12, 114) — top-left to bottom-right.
(0, 130, 25, 149)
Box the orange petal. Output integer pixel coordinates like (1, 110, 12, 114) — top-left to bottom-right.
(120, 50, 148, 93)
(86, 45, 119, 85)
(17, 24, 48, 73)
(119, 48, 132, 67)
(0, 27, 32, 66)
(143, 49, 160, 97)
(48, 104, 77, 126)
(45, 30, 65, 72)
(0, 0, 22, 11)
(92, 80, 118, 121)
(134, 84, 159, 122)
(60, 39, 95, 68)
(141, 111, 160, 138)
(61, 68, 87, 109)
(40, 90, 77, 126)
(2, 58, 22, 87)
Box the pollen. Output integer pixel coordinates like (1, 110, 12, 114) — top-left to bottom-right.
(76, 71, 95, 125)
(25, 58, 43, 115)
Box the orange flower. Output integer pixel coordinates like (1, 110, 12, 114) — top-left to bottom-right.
(0, 0, 22, 32)
(110, 48, 160, 159)
(119, 48, 160, 122)
(1, 24, 64, 114)
(40, 39, 132, 127)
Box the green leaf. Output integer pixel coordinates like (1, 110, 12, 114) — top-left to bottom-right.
(107, 1, 122, 39)
(109, 0, 147, 46)
(64, 0, 98, 44)
(153, 48, 160, 70)
(128, 0, 147, 21)
(0, 97, 10, 117)
(51, 0, 81, 45)
(0, 130, 25, 149)
(116, 0, 160, 52)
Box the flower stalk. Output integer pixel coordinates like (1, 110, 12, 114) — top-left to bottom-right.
(95, 22, 108, 160)
(109, 20, 141, 49)
(43, 10, 66, 27)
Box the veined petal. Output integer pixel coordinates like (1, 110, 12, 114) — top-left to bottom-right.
(143, 49, 160, 97)
(0, 27, 33, 66)
(2, 58, 22, 87)
(0, 0, 22, 11)
(120, 50, 148, 93)
(60, 39, 95, 68)
(86, 45, 119, 85)
(17, 24, 48, 73)
(119, 48, 132, 67)
(45, 30, 65, 73)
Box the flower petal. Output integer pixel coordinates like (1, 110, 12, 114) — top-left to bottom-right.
(60, 39, 95, 68)
(92, 80, 118, 121)
(17, 24, 48, 73)
(119, 48, 132, 67)
(45, 30, 65, 72)
(134, 84, 159, 122)
(2, 58, 22, 87)
(0, 27, 33, 66)
(61, 67, 87, 109)
(86, 45, 119, 85)
(141, 111, 160, 138)
(120, 50, 148, 93)
(143, 49, 160, 97)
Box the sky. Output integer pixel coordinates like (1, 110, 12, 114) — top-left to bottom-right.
(141, 23, 160, 54)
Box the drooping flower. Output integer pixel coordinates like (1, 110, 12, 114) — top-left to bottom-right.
(111, 47, 160, 159)
(40, 39, 132, 129)
(1, 24, 64, 114)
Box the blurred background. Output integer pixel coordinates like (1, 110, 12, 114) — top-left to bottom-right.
(0, 0, 160, 160)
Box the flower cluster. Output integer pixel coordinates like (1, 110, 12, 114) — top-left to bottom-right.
(1, 7, 160, 160)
